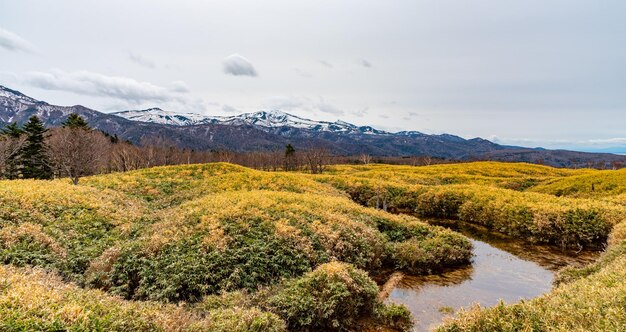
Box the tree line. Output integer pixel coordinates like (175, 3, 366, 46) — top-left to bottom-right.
(0, 114, 458, 184)
(0, 114, 353, 184)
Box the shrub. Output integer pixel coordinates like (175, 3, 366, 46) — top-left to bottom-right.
(204, 308, 286, 332)
(268, 261, 379, 331)
(0, 265, 284, 332)
(389, 230, 473, 273)
(373, 303, 413, 331)
(92, 190, 466, 303)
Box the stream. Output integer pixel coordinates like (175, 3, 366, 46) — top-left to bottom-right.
(383, 220, 601, 332)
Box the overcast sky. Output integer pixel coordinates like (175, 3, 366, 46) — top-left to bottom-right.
(1, 0, 625, 151)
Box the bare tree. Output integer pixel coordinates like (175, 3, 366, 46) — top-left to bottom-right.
(215, 150, 235, 163)
(303, 146, 330, 174)
(359, 153, 372, 165)
(0, 135, 26, 178)
(47, 127, 111, 185)
(110, 142, 143, 172)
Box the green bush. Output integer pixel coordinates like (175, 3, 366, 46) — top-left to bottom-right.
(204, 308, 287, 332)
(390, 231, 473, 273)
(268, 261, 379, 331)
(102, 231, 313, 302)
(374, 303, 413, 331)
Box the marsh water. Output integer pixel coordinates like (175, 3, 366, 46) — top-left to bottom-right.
(383, 220, 601, 332)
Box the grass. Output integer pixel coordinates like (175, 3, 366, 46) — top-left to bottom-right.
(529, 168, 626, 198)
(88, 190, 470, 302)
(315, 163, 625, 248)
(1, 161, 625, 331)
(0, 264, 287, 332)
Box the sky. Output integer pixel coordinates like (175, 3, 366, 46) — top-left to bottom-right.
(1, 0, 625, 152)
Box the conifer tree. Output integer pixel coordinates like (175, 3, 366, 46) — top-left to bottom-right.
(62, 114, 91, 130)
(284, 143, 296, 171)
(1, 122, 24, 138)
(20, 116, 52, 179)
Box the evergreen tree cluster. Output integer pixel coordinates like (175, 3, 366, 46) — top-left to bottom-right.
(0, 114, 95, 180)
(1, 116, 52, 179)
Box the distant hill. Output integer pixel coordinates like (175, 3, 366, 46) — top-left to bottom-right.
(2, 84, 625, 168)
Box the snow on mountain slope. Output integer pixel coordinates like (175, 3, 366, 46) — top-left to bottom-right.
(0, 86, 39, 104)
(111, 108, 223, 126)
(111, 108, 392, 135)
(0, 86, 107, 125)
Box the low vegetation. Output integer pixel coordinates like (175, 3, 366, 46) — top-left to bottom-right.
(0, 265, 286, 332)
(1, 161, 624, 331)
(317, 163, 625, 248)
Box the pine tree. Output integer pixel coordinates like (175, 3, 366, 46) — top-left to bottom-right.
(62, 114, 91, 130)
(1, 122, 24, 137)
(0, 122, 25, 179)
(21, 116, 52, 179)
(284, 143, 296, 171)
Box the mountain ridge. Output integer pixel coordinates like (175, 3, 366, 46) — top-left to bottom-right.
(111, 108, 394, 136)
(2, 84, 625, 168)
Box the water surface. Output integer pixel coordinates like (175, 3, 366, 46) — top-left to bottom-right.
(384, 221, 600, 332)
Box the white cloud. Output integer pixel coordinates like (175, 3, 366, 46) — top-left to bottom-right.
(484, 136, 626, 149)
(23, 69, 188, 104)
(128, 52, 156, 69)
(487, 135, 501, 143)
(0, 27, 36, 53)
(222, 54, 257, 77)
(293, 68, 312, 78)
(588, 138, 626, 144)
(263, 95, 344, 115)
(263, 95, 306, 111)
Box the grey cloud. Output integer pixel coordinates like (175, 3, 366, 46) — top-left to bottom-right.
(23, 69, 188, 104)
(170, 80, 190, 93)
(0, 27, 35, 53)
(128, 52, 156, 69)
(315, 98, 344, 115)
(318, 60, 333, 68)
(223, 54, 257, 77)
(352, 107, 368, 117)
(359, 59, 372, 68)
(222, 104, 240, 113)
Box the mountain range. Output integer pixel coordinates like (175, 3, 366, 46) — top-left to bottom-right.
(2, 85, 625, 168)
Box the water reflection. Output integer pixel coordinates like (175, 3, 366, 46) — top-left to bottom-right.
(429, 220, 600, 271)
(385, 220, 601, 332)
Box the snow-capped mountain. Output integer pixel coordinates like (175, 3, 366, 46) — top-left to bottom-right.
(5, 84, 625, 168)
(0, 86, 38, 105)
(111, 108, 219, 126)
(0, 86, 97, 125)
(111, 108, 390, 135)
